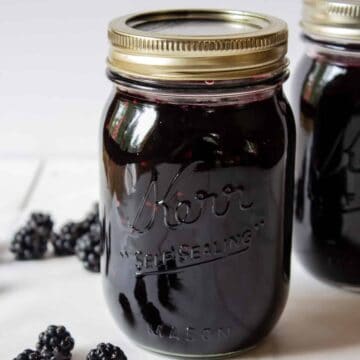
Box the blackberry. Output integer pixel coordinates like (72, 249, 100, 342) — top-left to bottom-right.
(86, 343, 127, 360)
(10, 225, 48, 260)
(51, 222, 83, 256)
(75, 224, 101, 272)
(27, 212, 54, 238)
(79, 203, 99, 234)
(36, 325, 74, 360)
(13, 349, 42, 360)
(37, 350, 60, 360)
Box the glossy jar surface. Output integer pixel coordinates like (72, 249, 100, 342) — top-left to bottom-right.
(294, 41, 360, 290)
(99, 73, 295, 357)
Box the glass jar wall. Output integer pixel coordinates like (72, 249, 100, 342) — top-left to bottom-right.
(100, 9, 295, 357)
(295, 42, 360, 290)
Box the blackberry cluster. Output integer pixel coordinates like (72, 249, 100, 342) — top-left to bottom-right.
(75, 224, 101, 273)
(50, 222, 83, 256)
(13, 326, 126, 360)
(10, 204, 100, 269)
(37, 325, 74, 360)
(27, 213, 54, 237)
(10, 211, 53, 260)
(13, 349, 43, 360)
(50, 204, 99, 257)
(87, 343, 127, 360)
(10, 225, 48, 260)
(79, 203, 99, 234)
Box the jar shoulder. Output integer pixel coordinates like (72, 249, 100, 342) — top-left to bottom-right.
(297, 55, 360, 110)
(295, 53, 360, 188)
(101, 88, 293, 169)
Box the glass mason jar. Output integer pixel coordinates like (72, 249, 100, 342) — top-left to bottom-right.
(294, 0, 360, 290)
(100, 9, 295, 357)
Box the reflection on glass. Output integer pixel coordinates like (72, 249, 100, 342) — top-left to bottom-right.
(108, 101, 157, 154)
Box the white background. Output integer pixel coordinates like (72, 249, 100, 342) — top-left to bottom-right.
(7, 2, 360, 360)
(0, 0, 302, 158)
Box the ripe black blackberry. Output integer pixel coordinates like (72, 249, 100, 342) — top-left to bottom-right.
(86, 343, 127, 360)
(37, 349, 60, 360)
(10, 225, 48, 260)
(27, 212, 54, 237)
(79, 203, 99, 234)
(13, 349, 43, 360)
(36, 325, 74, 360)
(50, 222, 83, 256)
(51, 203, 99, 256)
(75, 224, 101, 272)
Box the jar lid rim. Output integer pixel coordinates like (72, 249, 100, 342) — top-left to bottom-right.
(302, 0, 360, 45)
(107, 9, 288, 81)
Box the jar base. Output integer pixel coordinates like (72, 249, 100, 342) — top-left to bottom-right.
(296, 255, 360, 293)
(335, 283, 360, 294)
(316, 275, 360, 293)
(138, 343, 257, 359)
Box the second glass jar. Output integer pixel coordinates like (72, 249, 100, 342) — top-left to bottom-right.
(294, 0, 360, 290)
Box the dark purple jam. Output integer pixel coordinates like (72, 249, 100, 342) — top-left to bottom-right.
(100, 80, 295, 356)
(295, 45, 360, 289)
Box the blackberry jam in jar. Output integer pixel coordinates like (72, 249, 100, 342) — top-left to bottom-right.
(294, 0, 360, 290)
(100, 9, 295, 357)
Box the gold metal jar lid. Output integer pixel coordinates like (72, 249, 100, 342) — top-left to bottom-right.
(107, 9, 288, 81)
(302, 0, 360, 44)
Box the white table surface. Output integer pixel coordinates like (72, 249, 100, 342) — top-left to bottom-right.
(1, 158, 360, 359)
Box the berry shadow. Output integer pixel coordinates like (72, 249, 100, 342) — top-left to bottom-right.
(72, 348, 90, 360)
(0, 241, 13, 265)
(0, 241, 8, 255)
